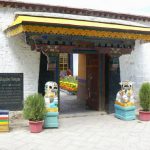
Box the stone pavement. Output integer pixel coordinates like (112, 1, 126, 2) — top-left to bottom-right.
(59, 91, 89, 114)
(1, 113, 150, 150)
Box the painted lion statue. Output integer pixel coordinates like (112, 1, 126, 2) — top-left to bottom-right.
(115, 81, 135, 107)
(44, 81, 58, 108)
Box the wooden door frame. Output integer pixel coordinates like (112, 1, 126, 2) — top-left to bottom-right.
(103, 55, 121, 113)
(98, 54, 106, 111)
(86, 53, 101, 110)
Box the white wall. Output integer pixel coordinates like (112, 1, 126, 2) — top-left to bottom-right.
(0, 7, 40, 99)
(1, 5, 150, 99)
(120, 40, 150, 94)
(73, 54, 78, 76)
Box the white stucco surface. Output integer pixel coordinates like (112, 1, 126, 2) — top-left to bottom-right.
(1, 4, 150, 101)
(0, 7, 40, 99)
(120, 40, 150, 95)
(73, 54, 78, 76)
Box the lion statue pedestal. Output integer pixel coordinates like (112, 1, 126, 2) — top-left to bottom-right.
(114, 81, 136, 121)
(44, 81, 59, 128)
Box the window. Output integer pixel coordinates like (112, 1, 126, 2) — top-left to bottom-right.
(59, 53, 69, 71)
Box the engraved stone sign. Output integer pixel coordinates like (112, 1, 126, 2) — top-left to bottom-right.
(0, 73, 23, 110)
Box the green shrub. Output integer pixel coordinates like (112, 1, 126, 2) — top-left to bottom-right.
(23, 93, 46, 121)
(139, 82, 150, 111)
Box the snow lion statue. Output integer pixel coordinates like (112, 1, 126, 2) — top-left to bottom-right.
(115, 81, 135, 106)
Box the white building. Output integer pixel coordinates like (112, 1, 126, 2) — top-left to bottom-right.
(0, 0, 150, 113)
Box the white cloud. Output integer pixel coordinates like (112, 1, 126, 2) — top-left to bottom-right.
(15, 0, 150, 15)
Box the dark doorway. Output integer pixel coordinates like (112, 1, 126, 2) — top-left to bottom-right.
(105, 55, 120, 113)
(38, 53, 54, 95)
(86, 54, 100, 110)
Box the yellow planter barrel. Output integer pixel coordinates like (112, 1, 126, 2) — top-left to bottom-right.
(0, 110, 9, 132)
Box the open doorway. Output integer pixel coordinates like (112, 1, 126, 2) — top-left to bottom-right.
(59, 53, 100, 114)
(38, 52, 120, 115)
(59, 53, 85, 114)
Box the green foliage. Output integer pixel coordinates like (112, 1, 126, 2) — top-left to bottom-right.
(23, 93, 46, 121)
(60, 76, 78, 84)
(139, 82, 150, 111)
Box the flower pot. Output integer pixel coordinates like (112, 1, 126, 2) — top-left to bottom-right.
(139, 110, 150, 121)
(29, 120, 43, 133)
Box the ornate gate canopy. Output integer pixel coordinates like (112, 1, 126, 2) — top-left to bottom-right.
(5, 14, 150, 41)
(4, 13, 150, 55)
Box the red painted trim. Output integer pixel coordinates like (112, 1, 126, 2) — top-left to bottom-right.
(0, 0, 150, 21)
(0, 117, 8, 120)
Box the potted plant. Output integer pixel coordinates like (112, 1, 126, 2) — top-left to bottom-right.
(139, 82, 150, 121)
(23, 93, 46, 133)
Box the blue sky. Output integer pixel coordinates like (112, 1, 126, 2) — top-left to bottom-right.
(16, 0, 150, 16)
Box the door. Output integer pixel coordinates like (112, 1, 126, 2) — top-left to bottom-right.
(105, 56, 120, 113)
(38, 53, 54, 95)
(86, 54, 99, 110)
(38, 53, 59, 96)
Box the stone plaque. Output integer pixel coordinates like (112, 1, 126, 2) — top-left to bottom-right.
(0, 73, 23, 110)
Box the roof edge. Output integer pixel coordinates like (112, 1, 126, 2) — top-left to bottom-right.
(0, 0, 150, 21)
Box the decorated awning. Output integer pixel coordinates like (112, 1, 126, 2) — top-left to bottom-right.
(4, 15, 150, 41)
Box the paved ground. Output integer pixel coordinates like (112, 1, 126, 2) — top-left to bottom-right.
(0, 92, 148, 150)
(59, 91, 89, 114)
(0, 113, 150, 150)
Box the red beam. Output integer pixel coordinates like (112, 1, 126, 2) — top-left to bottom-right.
(30, 44, 132, 54)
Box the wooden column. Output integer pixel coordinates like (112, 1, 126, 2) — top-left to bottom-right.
(77, 54, 87, 101)
(99, 54, 106, 111)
